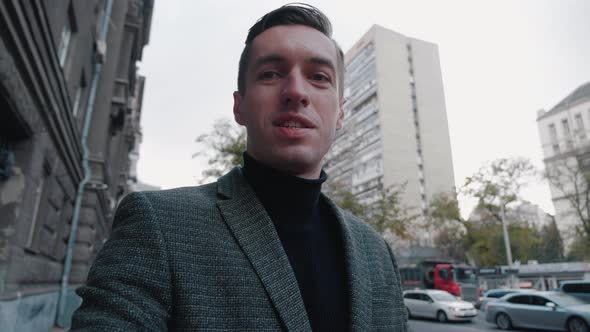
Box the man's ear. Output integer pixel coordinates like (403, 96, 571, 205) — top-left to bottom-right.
(336, 98, 346, 129)
(233, 91, 244, 125)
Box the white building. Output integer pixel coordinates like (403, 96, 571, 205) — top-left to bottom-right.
(536, 81, 590, 245)
(324, 25, 456, 246)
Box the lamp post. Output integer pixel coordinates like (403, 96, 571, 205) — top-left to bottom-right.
(500, 201, 513, 265)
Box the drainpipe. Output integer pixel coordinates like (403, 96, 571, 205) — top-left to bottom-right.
(56, 0, 113, 327)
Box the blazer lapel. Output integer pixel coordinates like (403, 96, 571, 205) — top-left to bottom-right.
(216, 168, 312, 332)
(322, 194, 372, 332)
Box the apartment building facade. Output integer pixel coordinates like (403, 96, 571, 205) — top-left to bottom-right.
(324, 25, 455, 246)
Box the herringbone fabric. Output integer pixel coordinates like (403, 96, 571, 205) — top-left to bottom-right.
(70, 168, 408, 331)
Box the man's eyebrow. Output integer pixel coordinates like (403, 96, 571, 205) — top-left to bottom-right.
(306, 56, 336, 73)
(253, 54, 287, 69)
(252, 54, 336, 73)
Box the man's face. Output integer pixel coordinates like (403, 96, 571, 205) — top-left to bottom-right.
(233, 25, 344, 179)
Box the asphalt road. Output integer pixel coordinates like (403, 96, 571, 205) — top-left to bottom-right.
(408, 311, 533, 332)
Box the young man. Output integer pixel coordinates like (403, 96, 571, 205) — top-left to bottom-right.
(71, 4, 408, 331)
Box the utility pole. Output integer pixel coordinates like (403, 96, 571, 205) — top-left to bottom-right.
(500, 202, 513, 265)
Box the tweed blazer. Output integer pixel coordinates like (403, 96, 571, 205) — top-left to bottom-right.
(71, 168, 408, 331)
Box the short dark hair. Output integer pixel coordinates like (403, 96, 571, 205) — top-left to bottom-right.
(237, 3, 345, 99)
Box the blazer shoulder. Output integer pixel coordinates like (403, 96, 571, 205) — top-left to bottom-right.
(131, 182, 218, 207)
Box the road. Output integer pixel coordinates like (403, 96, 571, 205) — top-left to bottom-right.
(408, 311, 535, 332)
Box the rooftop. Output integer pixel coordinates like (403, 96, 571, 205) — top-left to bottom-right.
(538, 81, 590, 120)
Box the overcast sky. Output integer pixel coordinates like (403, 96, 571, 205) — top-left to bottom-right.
(136, 0, 590, 217)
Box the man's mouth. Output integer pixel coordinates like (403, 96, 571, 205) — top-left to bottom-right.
(273, 115, 314, 129)
(278, 120, 309, 128)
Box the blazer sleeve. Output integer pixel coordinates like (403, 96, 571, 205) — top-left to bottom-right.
(70, 191, 172, 331)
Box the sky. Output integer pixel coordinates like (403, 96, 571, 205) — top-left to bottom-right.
(136, 0, 590, 217)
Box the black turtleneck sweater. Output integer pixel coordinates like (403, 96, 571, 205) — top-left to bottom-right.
(242, 153, 349, 331)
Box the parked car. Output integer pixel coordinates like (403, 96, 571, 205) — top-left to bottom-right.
(560, 281, 590, 303)
(485, 291, 590, 331)
(478, 289, 526, 311)
(403, 289, 478, 322)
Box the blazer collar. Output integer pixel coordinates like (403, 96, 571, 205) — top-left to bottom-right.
(217, 168, 372, 331)
(217, 167, 312, 331)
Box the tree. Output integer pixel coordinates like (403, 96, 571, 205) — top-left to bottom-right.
(535, 218, 565, 263)
(193, 119, 245, 183)
(462, 157, 536, 264)
(426, 192, 468, 262)
(566, 233, 590, 261)
(369, 185, 418, 240)
(323, 180, 367, 218)
(544, 158, 590, 242)
(325, 181, 417, 240)
(463, 157, 536, 222)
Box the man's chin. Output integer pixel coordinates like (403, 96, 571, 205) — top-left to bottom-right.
(265, 151, 321, 178)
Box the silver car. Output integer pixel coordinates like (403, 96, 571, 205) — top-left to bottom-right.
(403, 289, 478, 322)
(485, 291, 590, 331)
(479, 289, 526, 312)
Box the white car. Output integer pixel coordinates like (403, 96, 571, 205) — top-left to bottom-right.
(403, 289, 478, 322)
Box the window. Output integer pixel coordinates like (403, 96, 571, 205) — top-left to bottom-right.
(563, 282, 590, 293)
(530, 296, 550, 306)
(508, 295, 530, 305)
(58, 22, 71, 66)
(404, 293, 420, 300)
(58, 3, 77, 67)
(548, 123, 558, 142)
(439, 269, 449, 280)
(72, 73, 86, 117)
(420, 294, 433, 302)
(562, 119, 571, 136)
(488, 291, 513, 298)
(575, 113, 586, 139)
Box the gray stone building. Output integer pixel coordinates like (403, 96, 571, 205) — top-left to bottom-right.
(0, 0, 153, 330)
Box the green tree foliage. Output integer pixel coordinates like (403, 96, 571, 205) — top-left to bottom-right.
(535, 218, 565, 263)
(193, 119, 246, 183)
(461, 220, 542, 266)
(323, 180, 366, 217)
(566, 233, 590, 261)
(463, 157, 536, 222)
(325, 181, 417, 240)
(426, 192, 467, 262)
(427, 158, 567, 265)
(369, 185, 418, 239)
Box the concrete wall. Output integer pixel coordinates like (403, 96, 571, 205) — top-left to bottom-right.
(410, 38, 456, 201)
(373, 26, 421, 213)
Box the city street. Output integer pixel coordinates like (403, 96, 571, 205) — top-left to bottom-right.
(409, 311, 531, 332)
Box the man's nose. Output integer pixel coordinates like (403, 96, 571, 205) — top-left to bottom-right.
(281, 72, 310, 108)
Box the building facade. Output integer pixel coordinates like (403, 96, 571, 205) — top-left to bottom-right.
(324, 25, 455, 246)
(0, 0, 153, 330)
(537, 81, 590, 246)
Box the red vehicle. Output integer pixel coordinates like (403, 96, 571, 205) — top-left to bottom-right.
(399, 260, 480, 303)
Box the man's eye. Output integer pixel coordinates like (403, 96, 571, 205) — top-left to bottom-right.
(258, 71, 280, 80)
(311, 73, 330, 82)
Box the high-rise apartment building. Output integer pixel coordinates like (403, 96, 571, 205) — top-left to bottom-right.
(324, 25, 455, 245)
(536, 81, 590, 246)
